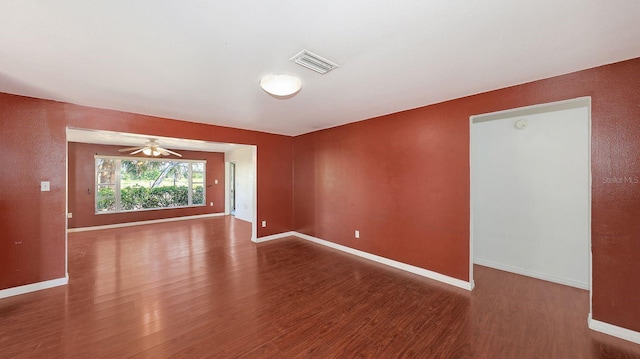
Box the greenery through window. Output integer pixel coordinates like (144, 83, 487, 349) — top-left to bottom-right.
(96, 156, 206, 213)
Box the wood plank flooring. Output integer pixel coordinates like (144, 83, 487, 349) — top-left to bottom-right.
(1, 216, 639, 358)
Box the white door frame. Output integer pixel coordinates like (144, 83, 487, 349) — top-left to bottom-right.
(469, 96, 592, 305)
(224, 145, 258, 241)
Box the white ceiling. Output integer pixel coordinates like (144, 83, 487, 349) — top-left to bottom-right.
(1, 1, 640, 136)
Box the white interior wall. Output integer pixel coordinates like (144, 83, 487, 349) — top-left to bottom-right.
(472, 104, 590, 289)
(224, 161, 230, 215)
(224, 146, 255, 224)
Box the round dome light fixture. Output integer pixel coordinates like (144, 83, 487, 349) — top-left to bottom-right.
(260, 74, 302, 97)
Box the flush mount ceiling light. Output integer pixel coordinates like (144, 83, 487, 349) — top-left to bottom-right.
(260, 74, 302, 97)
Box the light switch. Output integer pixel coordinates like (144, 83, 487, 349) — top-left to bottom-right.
(215, 179, 218, 184)
(41, 181, 50, 192)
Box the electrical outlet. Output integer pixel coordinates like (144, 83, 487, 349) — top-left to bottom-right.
(67, 213, 73, 219)
(262, 221, 266, 228)
(40, 181, 50, 192)
(355, 230, 360, 239)
(215, 179, 218, 184)
(210, 202, 214, 206)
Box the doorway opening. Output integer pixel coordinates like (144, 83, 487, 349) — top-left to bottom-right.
(224, 146, 258, 241)
(66, 128, 258, 244)
(470, 97, 591, 294)
(229, 162, 236, 215)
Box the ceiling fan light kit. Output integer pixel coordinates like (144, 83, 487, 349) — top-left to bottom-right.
(142, 148, 161, 157)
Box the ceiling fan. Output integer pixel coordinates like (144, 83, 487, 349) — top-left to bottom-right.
(118, 139, 182, 157)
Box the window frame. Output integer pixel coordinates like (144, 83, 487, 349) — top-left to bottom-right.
(94, 155, 207, 214)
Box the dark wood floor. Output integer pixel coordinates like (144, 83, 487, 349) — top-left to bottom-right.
(1, 216, 639, 358)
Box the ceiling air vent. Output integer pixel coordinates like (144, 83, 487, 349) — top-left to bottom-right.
(290, 49, 339, 74)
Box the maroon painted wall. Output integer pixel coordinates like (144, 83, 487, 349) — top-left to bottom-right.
(1, 57, 639, 334)
(0, 95, 67, 289)
(293, 106, 470, 280)
(68, 143, 226, 228)
(0, 93, 293, 291)
(293, 57, 640, 332)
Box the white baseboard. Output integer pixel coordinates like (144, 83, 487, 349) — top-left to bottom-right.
(254, 231, 296, 243)
(474, 258, 589, 290)
(0, 275, 69, 299)
(589, 313, 640, 344)
(291, 232, 473, 291)
(67, 213, 225, 233)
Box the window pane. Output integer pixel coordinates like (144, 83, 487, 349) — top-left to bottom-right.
(96, 185, 116, 212)
(119, 160, 191, 209)
(121, 186, 147, 210)
(96, 157, 206, 213)
(97, 171, 115, 185)
(192, 162, 204, 172)
(192, 184, 204, 205)
(97, 159, 116, 172)
(150, 186, 188, 208)
(192, 171, 204, 181)
(97, 184, 115, 194)
(160, 162, 189, 187)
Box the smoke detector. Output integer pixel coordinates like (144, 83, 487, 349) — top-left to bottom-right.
(514, 119, 528, 130)
(290, 49, 339, 74)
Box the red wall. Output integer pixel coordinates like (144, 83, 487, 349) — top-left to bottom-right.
(293, 57, 640, 332)
(293, 106, 470, 280)
(0, 93, 293, 291)
(0, 95, 67, 289)
(68, 143, 226, 228)
(1, 57, 639, 334)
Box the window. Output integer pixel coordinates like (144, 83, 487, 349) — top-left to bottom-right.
(95, 156, 206, 213)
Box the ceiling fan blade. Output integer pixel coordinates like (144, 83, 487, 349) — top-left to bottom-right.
(163, 148, 183, 157)
(130, 148, 146, 155)
(118, 146, 143, 152)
